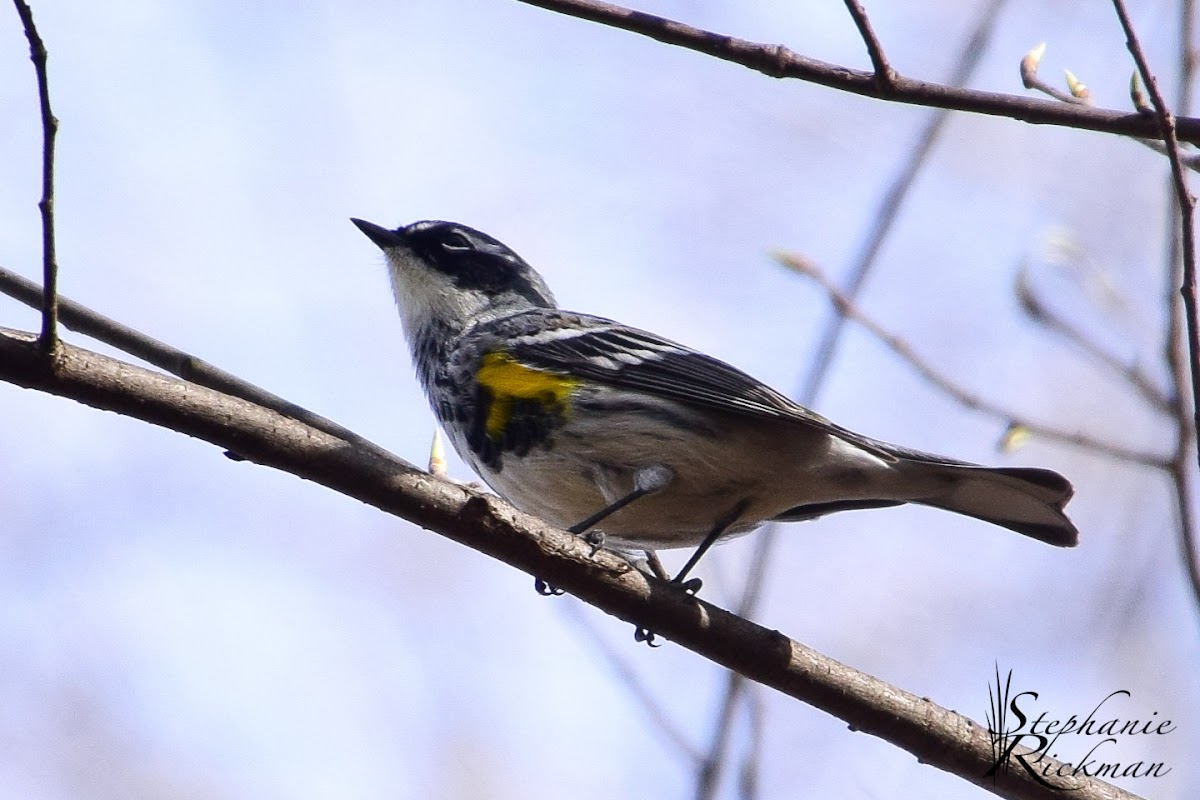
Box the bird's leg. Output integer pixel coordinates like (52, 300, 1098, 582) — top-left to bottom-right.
(534, 465, 673, 597)
(674, 498, 751, 591)
(567, 465, 674, 542)
(634, 499, 750, 646)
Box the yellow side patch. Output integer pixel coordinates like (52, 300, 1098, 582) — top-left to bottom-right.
(476, 352, 578, 438)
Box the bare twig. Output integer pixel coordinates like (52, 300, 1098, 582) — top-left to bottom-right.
(5, 2, 392, 469)
(0, 266, 405, 466)
(1169, 454, 1200, 611)
(12, 0, 59, 353)
(1131, 73, 1200, 171)
(738, 687, 765, 800)
(0, 327, 1145, 800)
(1015, 266, 1174, 412)
(695, 668, 747, 800)
(1019, 42, 1089, 105)
(1161, 0, 1200, 615)
(841, 0, 895, 91)
(513, 0, 1200, 143)
(1113, 0, 1200, 442)
(1027, 45, 1200, 171)
(781, 253, 1171, 468)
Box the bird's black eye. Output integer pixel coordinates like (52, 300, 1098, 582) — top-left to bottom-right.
(442, 232, 474, 251)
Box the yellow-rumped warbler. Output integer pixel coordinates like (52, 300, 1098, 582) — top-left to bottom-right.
(352, 218, 1077, 584)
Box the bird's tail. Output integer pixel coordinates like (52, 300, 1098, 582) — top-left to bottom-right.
(910, 462, 1077, 547)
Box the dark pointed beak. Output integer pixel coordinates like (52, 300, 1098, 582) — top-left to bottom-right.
(351, 218, 405, 249)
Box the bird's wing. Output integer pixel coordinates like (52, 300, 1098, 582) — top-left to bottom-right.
(480, 310, 903, 457)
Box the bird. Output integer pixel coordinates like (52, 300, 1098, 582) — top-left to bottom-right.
(351, 217, 1077, 587)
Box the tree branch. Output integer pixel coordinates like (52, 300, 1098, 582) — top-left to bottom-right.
(11, 0, 59, 353)
(513, 0, 1200, 143)
(779, 253, 1172, 468)
(0, 265, 404, 466)
(0, 327, 1143, 800)
(1112, 0, 1200, 449)
(841, 0, 895, 91)
(1015, 266, 1174, 413)
(1159, 0, 1200, 615)
(1020, 43, 1091, 106)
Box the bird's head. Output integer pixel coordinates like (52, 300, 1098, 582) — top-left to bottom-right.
(351, 218, 556, 340)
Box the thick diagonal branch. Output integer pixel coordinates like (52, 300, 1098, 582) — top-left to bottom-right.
(0, 328, 1141, 800)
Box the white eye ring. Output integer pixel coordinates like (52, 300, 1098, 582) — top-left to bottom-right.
(442, 232, 473, 251)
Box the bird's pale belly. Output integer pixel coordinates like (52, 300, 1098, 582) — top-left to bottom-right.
(474, 445, 761, 548)
(451, 400, 892, 550)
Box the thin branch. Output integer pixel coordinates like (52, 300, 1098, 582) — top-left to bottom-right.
(12, 0, 59, 353)
(1112, 0, 1200, 445)
(1113, 0, 1200, 612)
(513, 0, 1200, 143)
(841, 0, 895, 91)
(1015, 266, 1174, 413)
(695, 668, 746, 800)
(1023, 43, 1200, 172)
(737, 686, 764, 800)
(1019, 43, 1091, 105)
(0, 266, 405, 467)
(1169, 457, 1200, 610)
(0, 327, 1144, 800)
(1162, 0, 1200, 615)
(781, 253, 1172, 468)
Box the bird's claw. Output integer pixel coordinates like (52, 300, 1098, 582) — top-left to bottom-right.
(534, 577, 564, 596)
(634, 627, 661, 646)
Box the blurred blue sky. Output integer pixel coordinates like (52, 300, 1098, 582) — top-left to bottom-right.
(0, 0, 1195, 798)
